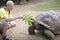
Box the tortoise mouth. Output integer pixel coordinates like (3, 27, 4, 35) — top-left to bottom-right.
(30, 18, 35, 22)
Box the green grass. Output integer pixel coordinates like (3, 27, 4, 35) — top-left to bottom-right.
(31, 0, 60, 11)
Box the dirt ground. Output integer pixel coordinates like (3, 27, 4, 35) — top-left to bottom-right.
(0, 0, 60, 40)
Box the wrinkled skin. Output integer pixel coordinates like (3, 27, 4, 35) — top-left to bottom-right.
(28, 11, 60, 40)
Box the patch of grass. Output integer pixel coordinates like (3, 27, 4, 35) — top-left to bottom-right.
(31, 0, 60, 11)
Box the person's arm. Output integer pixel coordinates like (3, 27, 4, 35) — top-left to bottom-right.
(4, 15, 23, 22)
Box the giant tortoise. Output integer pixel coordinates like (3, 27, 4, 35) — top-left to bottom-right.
(28, 10, 60, 40)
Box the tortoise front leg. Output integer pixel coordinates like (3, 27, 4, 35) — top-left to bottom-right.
(44, 29, 56, 40)
(28, 22, 35, 35)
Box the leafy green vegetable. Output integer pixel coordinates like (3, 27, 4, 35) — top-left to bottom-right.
(22, 14, 33, 26)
